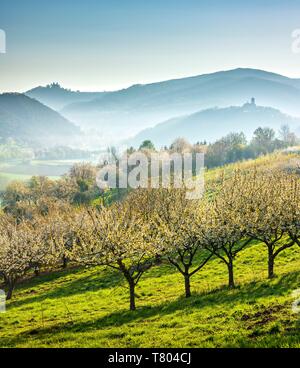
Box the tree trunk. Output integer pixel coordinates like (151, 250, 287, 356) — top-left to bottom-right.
(129, 280, 136, 311)
(184, 274, 191, 298)
(227, 260, 235, 288)
(62, 255, 68, 269)
(268, 248, 275, 279)
(6, 280, 15, 300)
(34, 266, 40, 277)
(117, 260, 137, 311)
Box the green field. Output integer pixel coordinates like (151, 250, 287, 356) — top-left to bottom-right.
(0, 172, 33, 191)
(0, 160, 75, 190)
(1, 241, 300, 348)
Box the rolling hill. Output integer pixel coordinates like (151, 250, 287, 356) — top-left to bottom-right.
(58, 69, 300, 141)
(25, 83, 108, 111)
(129, 101, 300, 147)
(0, 93, 81, 147)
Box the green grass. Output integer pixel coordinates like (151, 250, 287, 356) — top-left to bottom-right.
(0, 159, 75, 191)
(0, 172, 33, 191)
(1, 242, 300, 348)
(0, 173, 60, 191)
(31, 160, 92, 166)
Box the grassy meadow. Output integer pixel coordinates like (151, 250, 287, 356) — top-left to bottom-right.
(1, 240, 300, 348)
(0, 160, 80, 190)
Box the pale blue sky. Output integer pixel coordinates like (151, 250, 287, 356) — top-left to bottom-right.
(1, 0, 300, 92)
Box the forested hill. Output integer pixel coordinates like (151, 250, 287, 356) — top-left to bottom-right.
(59, 68, 300, 136)
(26, 83, 107, 111)
(0, 93, 80, 146)
(130, 102, 300, 147)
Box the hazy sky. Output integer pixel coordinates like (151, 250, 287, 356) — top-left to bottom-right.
(1, 0, 300, 92)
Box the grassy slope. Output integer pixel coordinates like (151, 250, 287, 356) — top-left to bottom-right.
(0, 172, 60, 191)
(0, 160, 73, 190)
(1, 241, 300, 348)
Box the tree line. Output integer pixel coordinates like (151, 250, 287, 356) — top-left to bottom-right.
(133, 124, 299, 170)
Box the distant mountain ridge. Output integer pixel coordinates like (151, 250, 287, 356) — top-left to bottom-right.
(129, 100, 300, 147)
(22, 69, 300, 146)
(49, 68, 300, 141)
(0, 93, 80, 147)
(25, 83, 108, 111)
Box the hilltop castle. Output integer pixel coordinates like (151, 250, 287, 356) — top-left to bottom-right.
(243, 97, 256, 109)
